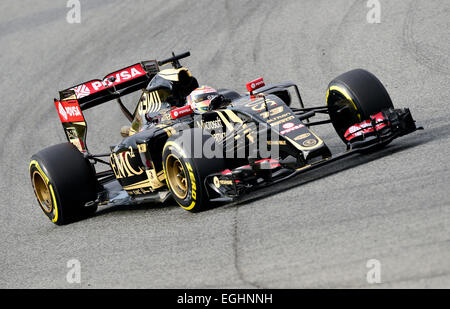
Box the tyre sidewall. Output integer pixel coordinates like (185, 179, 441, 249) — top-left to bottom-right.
(162, 141, 203, 211)
(29, 160, 62, 224)
(162, 129, 226, 212)
(30, 143, 98, 225)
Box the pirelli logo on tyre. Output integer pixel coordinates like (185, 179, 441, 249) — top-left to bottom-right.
(185, 162, 197, 209)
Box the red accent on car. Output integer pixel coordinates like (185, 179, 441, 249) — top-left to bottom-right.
(344, 120, 374, 141)
(170, 105, 193, 119)
(70, 63, 147, 99)
(246, 77, 265, 93)
(371, 112, 389, 131)
(78, 138, 85, 151)
(254, 159, 281, 169)
(54, 100, 85, 123)
(344, 112, 389, 141)
(237, 165, 251, 170)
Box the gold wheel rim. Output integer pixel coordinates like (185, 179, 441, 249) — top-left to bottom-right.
(165, 154, 188, 199)
(32, 170, 53, 213)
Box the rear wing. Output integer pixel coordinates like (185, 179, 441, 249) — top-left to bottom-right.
(58, 60, 159, 110)
(54, 60, 160, 152)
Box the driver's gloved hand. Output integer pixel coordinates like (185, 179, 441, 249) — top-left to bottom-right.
(120, 126, 131, 137)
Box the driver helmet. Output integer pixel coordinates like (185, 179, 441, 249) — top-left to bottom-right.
(186, 86, 218, 113)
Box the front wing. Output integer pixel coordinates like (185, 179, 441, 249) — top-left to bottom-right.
(205, 108, 421, 202)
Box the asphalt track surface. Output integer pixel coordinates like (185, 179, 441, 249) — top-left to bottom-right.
(1, 0, 449, 288)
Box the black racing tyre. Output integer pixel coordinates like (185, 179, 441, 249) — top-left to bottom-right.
(29, 143, 98, 225)
(327, 69, 394, 142)
(162, 128, 225, 212)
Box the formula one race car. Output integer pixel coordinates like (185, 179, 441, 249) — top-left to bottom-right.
(29, 51, 421, 225)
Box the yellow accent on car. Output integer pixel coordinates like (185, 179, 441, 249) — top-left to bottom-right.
(162, 141, 197, 211)
(48, 184, 58, 223)
(158, 68, 192, 82)
(163, 141, 187, 158)
(30, 160, 48, 183)
(327, 85, 361, 121)
(224, 110, 243, 123)
(182, 162, 196, 211)
(123, 179, 152, 190)
(29, 160, 59, 223)
(217, 111, 234, 131)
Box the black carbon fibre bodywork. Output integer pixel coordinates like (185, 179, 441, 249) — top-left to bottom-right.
(50, 52, 420, 208)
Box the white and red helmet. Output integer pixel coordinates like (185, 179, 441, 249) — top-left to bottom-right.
(186, 86, 218, 113)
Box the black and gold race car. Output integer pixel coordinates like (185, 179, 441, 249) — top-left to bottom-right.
(29, 52, 421, 225)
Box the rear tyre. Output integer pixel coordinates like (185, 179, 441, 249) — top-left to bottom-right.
(29, 143, 98, 225)
(162, 129, 225, 212)
(327, 69, 394, 142)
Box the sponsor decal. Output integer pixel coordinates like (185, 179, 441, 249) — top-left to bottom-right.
(185, 162, 197, 206)
(171, 105, 193, 119)
(213, 177, 233, 187)
(282, 122, 295, 129)
(58, 103, 68, 121)
(196, 117, 223, 130)
(302, 139, 317, 147)
(130, 187, 153, 195)
(66, 127, 77, 139)
(345, 113, 388, 141)
(139, 91, 162, 114)
(72, 84, 90, 99)
(55, 100, 84, 123)
(219, 179, 233, 185)
(246, 77, 265, 92)
(280, 123, 304, 135)
(269, 116, 295, 126)
(137, 143, 147, 153)
(212, 132, 227, 142)
(65, 127, 85, 151)
(294, 133, 311, 141)
(267, 112, 291, 122)
(70, 64, 146, 99)
(345, 120, 374, 141)
(267, 140, 287, 145)
(213, 176, 221, 188)
(260, 106, 284, 119)
(251, 99, 278, 111)
(146, 169, 164, 190)
(110, 150, 144, 179)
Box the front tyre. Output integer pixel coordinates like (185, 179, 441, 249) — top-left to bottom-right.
(327, 69, 394, 142)
(29, 143, 98, 225)
(162, 129, 225, 212)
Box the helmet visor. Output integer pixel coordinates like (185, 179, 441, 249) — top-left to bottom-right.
(192, 92, 218, 103)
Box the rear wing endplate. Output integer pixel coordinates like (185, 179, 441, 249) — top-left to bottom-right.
(54, 60, 159, 153)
